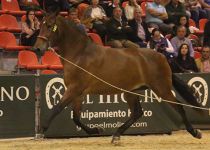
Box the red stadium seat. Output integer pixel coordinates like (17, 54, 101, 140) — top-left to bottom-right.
(88, 32, 104, 46)
(188, 34, 202, 51)
(194, 51, 201, 59)
(41, 51, 63, 70)
(41, 69, 57, 74)
(193, 19, 208, 35)
(88, 32, 111, 47)
(122, 1, 128, 8)
(0, 14, 21, 32)
(199, 18, 208, 32)
(18, 50, 48, 70)
(189, 19, 196, 27)
(0, 32, 31, 51)
(0, 0, 26, 15)
(141, 2, 148, 17)
(77, 3, 89, 19)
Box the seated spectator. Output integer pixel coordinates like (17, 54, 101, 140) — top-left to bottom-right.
(67, 8, 88, 34)
(42, 0, 70, 12)
(170, 26, 194, 57)
(124, 0, 141, 20)
(106, 7, 139, 48)
(128, 8, 150, 47)
(178, 15, 200, 34)
(199, 0, 210, 19)
(105, 0, 123, 18)
(195, 46, 210, 72)
(68, 0, 82, 8)
(173, 15, 199, 36)
(165, 0, 186, 26)
(147, 28, 174, 55)
(203, 19, 210, 46)
(177, 0, 191, 17)
(170, 43, 198, 73)
(145, 0, 172, 35)
(82, 0, 108, 40)
(186, 0, 207, 25)
(20, 10, 40, 46)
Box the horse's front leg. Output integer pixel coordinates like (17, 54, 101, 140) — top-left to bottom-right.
(72, 97, 104, 135)
(41, 85, 82, 135)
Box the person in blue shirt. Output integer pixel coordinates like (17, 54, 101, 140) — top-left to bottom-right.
(145, 0, 172, 35)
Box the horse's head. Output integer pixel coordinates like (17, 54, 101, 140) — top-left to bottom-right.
(33, 12, 60, 51)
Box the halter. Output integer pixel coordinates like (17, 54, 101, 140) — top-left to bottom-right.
(36, 20, 58, 46)
(37, 35, 49, 41)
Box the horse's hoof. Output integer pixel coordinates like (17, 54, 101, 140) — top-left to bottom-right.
(194, 129, 202, 139)
(111, 135, 120, 145)
(34, 133, 45, 140)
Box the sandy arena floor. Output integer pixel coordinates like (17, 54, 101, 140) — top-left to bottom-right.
(0, 130, 210, 150)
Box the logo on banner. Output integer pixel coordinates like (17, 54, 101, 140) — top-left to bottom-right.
(188, 77, 208, 106)
(45, 77, 67, 109)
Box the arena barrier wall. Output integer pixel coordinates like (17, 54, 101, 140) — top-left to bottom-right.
(0, 75, 35, 138)
(0, 73, 210, 138)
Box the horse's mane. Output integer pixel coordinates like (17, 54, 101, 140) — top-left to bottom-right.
(57, 15, 89, 39)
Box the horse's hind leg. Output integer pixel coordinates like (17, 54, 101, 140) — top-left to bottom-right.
(111, 91, 143, 144)
(151, 84, 202, 139)
(72, 97, 104, 135)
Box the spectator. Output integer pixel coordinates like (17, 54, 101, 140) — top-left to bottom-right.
(147, 28, 174, 54)
(189, 0, 207, 25)
(20, 10, 40, 46)
(195, 46, 210, 72)
(173, 15, 199, 36)
(203, 19, 210, 46)
(68, 0, 83, 8)
(124, 0, 141, 20)
(171, 43, 198, 73)
(165, 0, 186, 26)
(145, 0, 172, 35)
(177, 0, 191, 18)
(106, 7, 139, 48)
(105, 0, 123, 18)
(82, 0, 108, 40)
(128, 8, 150, 47)
(42, 0, 70, 12)
(199, 0, 210, 19)
(170, 26, 194, 57)
(67, 8, 88, 34)
(177, 15, 199, 34)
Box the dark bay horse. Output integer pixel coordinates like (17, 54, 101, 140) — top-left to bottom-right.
(33, 13, 202, 144)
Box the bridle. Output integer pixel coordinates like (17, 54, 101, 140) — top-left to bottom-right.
(36, 19, 58, 46)
(37, 35, 49, 41)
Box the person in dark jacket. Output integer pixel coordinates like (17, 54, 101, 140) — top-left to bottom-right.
(203, 20, 210, 47)
(42, 0, 70, 12)
(106, 7, 139, 48)
(128, 8, 150, 47)
(170, 43, 198, 73)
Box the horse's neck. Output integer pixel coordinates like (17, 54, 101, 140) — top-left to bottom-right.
(57, 20, 90, 59)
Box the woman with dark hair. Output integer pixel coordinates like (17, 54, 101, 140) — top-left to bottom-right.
(20, 10, 40, 46)
(173, 15, 199, 36)
(171, 43, 198, 73)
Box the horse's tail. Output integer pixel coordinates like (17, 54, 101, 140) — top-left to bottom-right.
(172, 74, 201, 112)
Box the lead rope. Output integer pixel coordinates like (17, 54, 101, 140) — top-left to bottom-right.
(49, 48, 210, 114)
